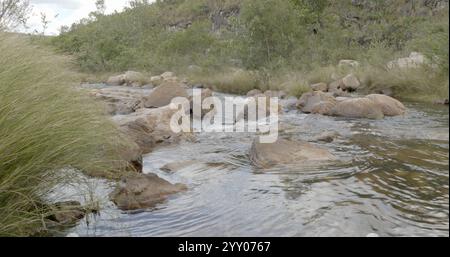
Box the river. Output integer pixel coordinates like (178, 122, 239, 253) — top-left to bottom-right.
(57, 90, 449, 237)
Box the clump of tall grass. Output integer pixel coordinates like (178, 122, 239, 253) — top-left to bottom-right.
(0, 33, 130, 236)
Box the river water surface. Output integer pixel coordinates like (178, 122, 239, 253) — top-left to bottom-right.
(62, 92, 449, 237)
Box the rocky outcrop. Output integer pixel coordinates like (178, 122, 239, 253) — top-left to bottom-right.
(142, 81, 189, 108)
(110, 173, 187, 211)
(249, 138, 336, 168)
(107, 71, 147, 87)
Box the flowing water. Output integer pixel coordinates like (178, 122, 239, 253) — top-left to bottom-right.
(61, 90, 449, 237)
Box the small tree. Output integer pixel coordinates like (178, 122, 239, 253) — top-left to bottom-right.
(0, 0, 31, 31)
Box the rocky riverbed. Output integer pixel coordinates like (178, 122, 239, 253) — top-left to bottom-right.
(51, 71, 448, 237)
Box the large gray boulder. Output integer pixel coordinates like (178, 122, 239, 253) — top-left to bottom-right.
(250, 138, 336, 168)
(110, 173, 187, 211)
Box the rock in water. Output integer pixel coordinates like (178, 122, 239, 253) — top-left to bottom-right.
(297, 91, 336, 113)
(142, 81, 189, 108)
(365, 94, 406, 116)
(161, 160, 197, 173)
(250, 138, 336, 168)
(330, 97, 385, 119)
(110, 173, 187, 211)
(47, 201, 86, 225)
(114, 105, 192, 154)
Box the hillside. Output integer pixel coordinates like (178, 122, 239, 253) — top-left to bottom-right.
(51, 0, 449, 101)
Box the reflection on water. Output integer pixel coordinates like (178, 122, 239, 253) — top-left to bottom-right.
(68, 102, 448, 237)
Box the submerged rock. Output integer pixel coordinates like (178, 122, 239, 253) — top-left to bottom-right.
(249, 138, 336, 168)
(161, 160, 197, 173)
(110, 173, 187, 211)
(314, 131, 341, 143)
(142, 81, 189, 108)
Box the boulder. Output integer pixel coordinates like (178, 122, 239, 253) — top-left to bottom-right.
(150, 75, 163, 86)
(341, 74, 361, 91)
(47, 201, 86, 225)
(280, 96, 299, 111)
(250, 138, 336, 168)
(110, 173, 187, 211)
(246, 89, 262, 97)
(91, 87, 146, 115)
(161, 71, 175, 80)
(142, 81, 189, 108)
(310, 82, 328, 92)
(113, 105, 192, 154)
(106, 71, 147, 87)
(297, 91, 337, 113)
(365, 94, 406, 116)
(329, 97, 384, 119)
(338, 59, 360, 69)
(328, 79, 350, 97)
(310, 101, 337, 115)
(387, 52, 427, 69)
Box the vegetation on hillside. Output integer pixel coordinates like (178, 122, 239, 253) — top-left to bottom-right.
(0, 33, 130, 236)
(48, 0, 448, 101)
